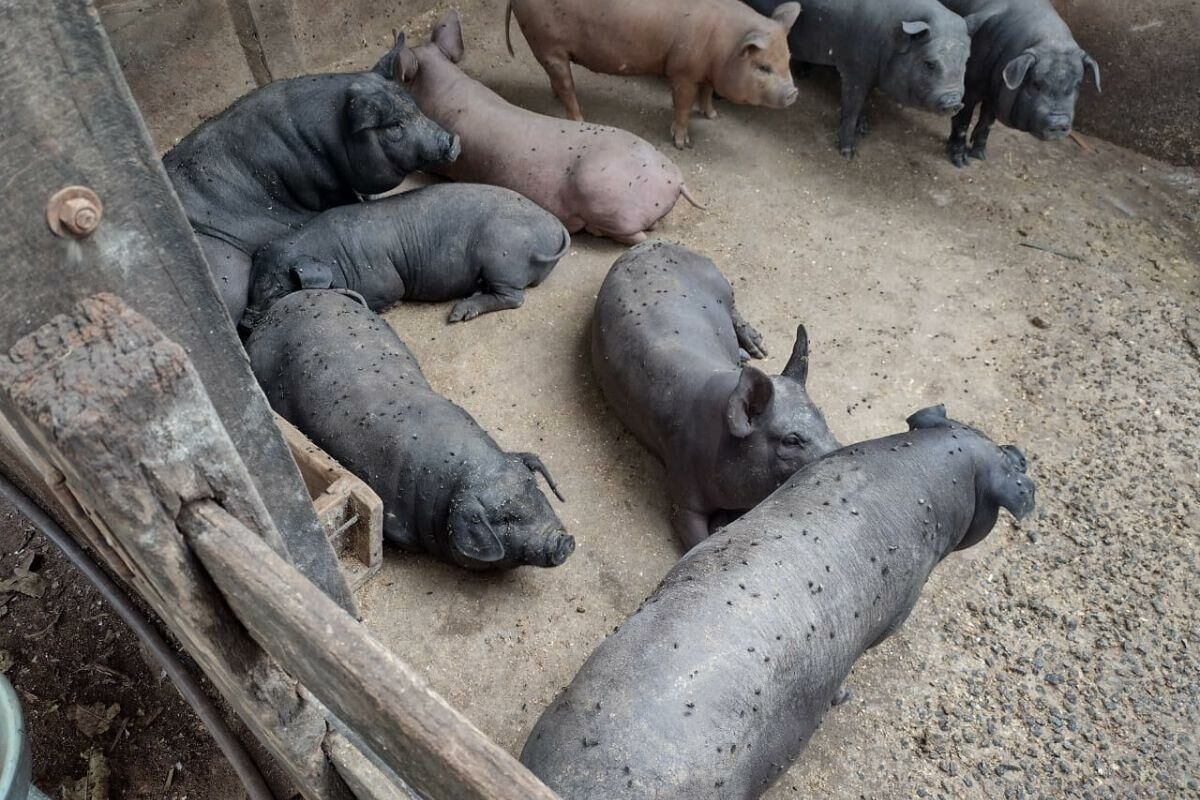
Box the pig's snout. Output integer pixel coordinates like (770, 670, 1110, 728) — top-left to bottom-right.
(1042, 115, 1072, 139)
(524, 528, 575, 567)
(780, 86, 799, 107)
(441, 133, 462, 164)
(935, 92, 965, 113)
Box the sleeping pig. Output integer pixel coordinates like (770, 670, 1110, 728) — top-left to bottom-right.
(520, 405, 1035, 799)
(745, 0, 992, 158)
(242, 183, 570, 329)
(163, 35, 460, 325)
(245, 289, 575, 570)
(505, 0, 801, 149)
(390, 11, 701, 245)
(940, 0, 1101, 167)
(591, 241, 838, 550)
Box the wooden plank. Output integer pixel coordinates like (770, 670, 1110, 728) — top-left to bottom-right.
(0, 294, 353, 800)
(0, 0, 353, 613)
(179, 499, 563, 800)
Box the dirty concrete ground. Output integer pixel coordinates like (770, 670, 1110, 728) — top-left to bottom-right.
(4, 1, 1198, 797)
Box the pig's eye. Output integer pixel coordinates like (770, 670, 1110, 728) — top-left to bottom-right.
(382, 123, 407, 140)
(782, 433, 807, 448)
(756, 63, 773, 75)
(923, 59, 938, 72)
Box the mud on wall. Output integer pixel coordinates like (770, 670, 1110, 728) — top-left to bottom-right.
(99, 0, 1198, 165)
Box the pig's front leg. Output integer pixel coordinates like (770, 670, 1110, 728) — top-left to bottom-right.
(670, 505, 711, 551)
(968, 103, 996, 161)
(671, 80, 699, 149)
(947, 98, 978, 168)
(448, 285, 525, 323)
(836, 76, 871, 159)
(697, 85, 718, 120)
(731, 309, 768, 360)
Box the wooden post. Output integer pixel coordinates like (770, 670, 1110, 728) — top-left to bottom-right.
(0, 0, 353, 613)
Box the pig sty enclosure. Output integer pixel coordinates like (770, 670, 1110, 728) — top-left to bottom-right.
(1, 0, 1198, 798)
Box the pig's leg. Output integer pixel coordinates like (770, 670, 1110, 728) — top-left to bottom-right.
(538, 54, 584, 121)
(670, 505, 711, 551)
(731, 310, 768, 360)
(947, 99, 978, 168)
(697, 85, 719, 120)
(968, 104, 996, 161)
(671, 81, 699, 149)
(836, 77, 870, 159)
(448, 284, 525, 323)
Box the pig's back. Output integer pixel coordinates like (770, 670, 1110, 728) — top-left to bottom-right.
(592, 242, 742, 457)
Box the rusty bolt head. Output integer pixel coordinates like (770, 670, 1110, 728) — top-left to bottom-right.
(47, 186, 103, 238)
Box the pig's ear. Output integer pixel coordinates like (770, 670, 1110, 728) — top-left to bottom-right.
(900, 20, 931, 37)
(395, 48, 420, 83)
(771, 2, 802, 31)
(450, 497, 506, 563)
(962, 9, 997, 36)
(906, 404, 950, 430)
(346, 80, 392, 133)
(738, 30, 770, 58)
(1002, 50, 1037, 90)
(432, 10, 466, 63)
(780, 324, 810, 386)
(373, 30, 406, 77)
(726, 365, 775, 438)
(1082, 52, 1101, 93)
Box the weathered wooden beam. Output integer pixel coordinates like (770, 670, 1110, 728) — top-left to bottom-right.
(0, 294, 353, 800)
(225, 0, 308, 84)
(0, 0, 353, 612)
(179, 499, 563, 800)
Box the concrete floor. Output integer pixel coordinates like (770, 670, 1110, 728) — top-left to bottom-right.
(11, 2, 1198, 797)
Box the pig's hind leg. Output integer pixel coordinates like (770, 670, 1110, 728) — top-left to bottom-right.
(448, 284, 525, 322)
(537, 53, 584, 121)
(968, 103, 996, 161)
(697, 85, 719, 120)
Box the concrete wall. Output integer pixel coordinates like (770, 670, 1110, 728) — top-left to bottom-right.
(98, 0, 1199, 165)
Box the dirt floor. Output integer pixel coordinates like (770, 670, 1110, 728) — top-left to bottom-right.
(3, 1, 1199, 798)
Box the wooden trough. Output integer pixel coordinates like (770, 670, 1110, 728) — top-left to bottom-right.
(0, 0, 562, 797)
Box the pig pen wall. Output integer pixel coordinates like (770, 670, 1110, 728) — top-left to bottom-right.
(98, 0, 1200, 165)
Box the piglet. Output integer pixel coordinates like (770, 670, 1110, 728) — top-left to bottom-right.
(391, 11, 702, 245)
(591, 241, 838, 549)
(940, 0, 1100, 166)
(243, 183, 570, 328)
(520, 405, 1035, 799)
(245, 289, 574, 570)
(506, 0, 801, 149)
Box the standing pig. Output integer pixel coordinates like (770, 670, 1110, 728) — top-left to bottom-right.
(745, 0, 992, 158)
(245, 289, 574, 570)
(390, 11, 702, 245)
(940, 0, 1101, 167)
(163, 36, 460, 324)
(505, 0, 801, 149)
(520, 405, 1035, 799)
(242, 183, 570, 329)
(591, 241, 838, 549)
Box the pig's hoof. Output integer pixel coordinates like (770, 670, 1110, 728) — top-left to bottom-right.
(839, 145, 857, 160)
(448, 302, 479, 323)
(969, 144, 988, 161)
(831, 686, 853, 707)
(704, 108, 719, 120)
(671, 124, 692, 150)
(948, 148, 969, 168)
(737, 348, 751, 365)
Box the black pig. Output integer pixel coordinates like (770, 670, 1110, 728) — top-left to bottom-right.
(941, 0, 1100, 166)
(163, 37, 461, 324)
(591, 241, 838, 550)
(520, 405, 1035, 799)
(242, 183, 570, 329)
(245, 289, 574, 570)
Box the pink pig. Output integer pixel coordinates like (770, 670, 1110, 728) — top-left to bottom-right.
(389, 11, 702, 245)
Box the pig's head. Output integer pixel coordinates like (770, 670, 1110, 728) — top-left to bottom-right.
(906, 404, 1036, 552)
(719, 325, 839, 506)
(879, 12, 987, 114)
(342, 63, 460, 195)
(998, 45, 1100, 141)
(712, 2, 801, 109)
(446, 453, 575, 570)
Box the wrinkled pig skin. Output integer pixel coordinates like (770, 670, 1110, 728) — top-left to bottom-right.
(506, 0, 801, 149)
(162, 36, 460, 325)
(746, 0, 990, 158)
(242, 183, 570, 329)
(940, 0, 1100, 167)
(591, 241, 838, 550)
(392, 11, 701, 245)
(521, 405, 1035, 799)
(245, 290, 574, 570)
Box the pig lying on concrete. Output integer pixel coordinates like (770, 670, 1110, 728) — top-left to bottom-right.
(746, 0, 991, 158)
(506, 0, 801, 149)
(242, 184, 570, 329)
(246, 289, 574, 570)
(390, 12, 701, 245)
(591, 241, 838, 550)
(163, 36, 460, 324)
(520, 405, 1035, 799)
(940, 0, 1100, 167)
